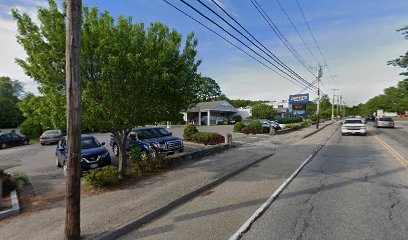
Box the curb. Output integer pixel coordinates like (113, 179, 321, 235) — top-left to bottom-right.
(95, 152, 274, 240)
(229, 124, 338, 240)
(0, 190, 20, 220)
(302, 121, 335, 139)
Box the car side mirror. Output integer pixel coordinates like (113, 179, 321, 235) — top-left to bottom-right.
(168, 131, 172, 136)
(101, 142, 105, 146)
(57, 146, 65, 151)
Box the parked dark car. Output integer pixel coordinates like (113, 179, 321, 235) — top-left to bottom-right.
(366, 115, 375, 122)
(110, 127, 184, 159)
(56, 135, 111, 172)
(40, 130, 64, 145)
(0, 133, 29, 149)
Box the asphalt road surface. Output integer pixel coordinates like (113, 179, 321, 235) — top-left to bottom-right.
(241, 122, 408, 240)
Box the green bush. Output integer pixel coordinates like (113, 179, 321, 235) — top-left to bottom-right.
(20, 118, 43, 138)
(13, 172, 30, 187)
(84, 166, 120, 188)
(242, 127, 257, 135)
(232, 115, 242, 121)
(190, 132, 225, 145)
(128, 146, 167, 177)
(183, 124, 199, 140)
(248, 121, 262, 133)
(233, 122, 245, 133)
(277, 117, 303, 124)
(286, 124, 300, 130)
(300, 121, 310, 128)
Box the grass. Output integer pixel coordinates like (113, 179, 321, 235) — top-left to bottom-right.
(29, 138, 40, 144)
(394, 117, 408, 121)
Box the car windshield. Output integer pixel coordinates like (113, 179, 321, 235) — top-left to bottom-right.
(136, 129, 160, 140)
(81, 138, 101, 149)
(44, 130, 60, 135)
(344, 119, 363, 124)
(152, 128, 171, 137)
(379, 117, 393, 121)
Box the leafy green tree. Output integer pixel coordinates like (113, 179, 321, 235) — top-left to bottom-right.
(194, 77, 223, 102)
(0, 76, 24, 128)
(388, 26, 408, 76)
(251, 103, 276, 119)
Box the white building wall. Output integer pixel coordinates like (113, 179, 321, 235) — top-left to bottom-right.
(235, 108, 252, 119)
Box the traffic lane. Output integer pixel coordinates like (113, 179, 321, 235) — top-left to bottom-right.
(242, 127, 408, 240)
(369, 123, 408, 162)
(117, 124, 339, 240)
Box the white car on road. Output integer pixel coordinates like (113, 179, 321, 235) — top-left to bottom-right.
(342, 118, 367, 136)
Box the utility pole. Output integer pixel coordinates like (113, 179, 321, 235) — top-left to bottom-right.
(331, 89, 339, 121)
(336, 95, 340, 117)
(340, 95, 343, 118)
(316, 66, 322, 129)
(65, 0, 82, 239)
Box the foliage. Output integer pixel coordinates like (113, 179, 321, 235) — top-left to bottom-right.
(13, 172, 30, 187)
(242, 127, 257, 135)
(285, 124, 301, 130)
(194, 77, 223, 102)
(251, 103, 276, 119)
(128, 145, 167, 176)
(277, 117, 303, 124)
(19, 117, 43, 138)
(300, 119, 312, 128)
(228, 99, 268, 108)
(233, 122, 245, 133)
(247, 121, 262, 133)
(232, 115, 242, 121)
(190, 132, 224, 145)
(183, 124, 199, 140)
(0, 77, 24, 128)
(388, 26, 408, 76)
(84, 166, 120, 188)
(13, 1, 201, 176)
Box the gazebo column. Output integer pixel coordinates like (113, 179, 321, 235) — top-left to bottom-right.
(198, 111, 202, 125)
(207, 110, 211, 126)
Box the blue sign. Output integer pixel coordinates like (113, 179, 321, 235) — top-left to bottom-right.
(289, 94, 309, 105)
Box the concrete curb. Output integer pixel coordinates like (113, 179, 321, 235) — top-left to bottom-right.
(95, 152, 274, 240)
(0, 190, 20, 220)
(165, 143, 231, 167)
(302, 121, 335, 139)
(229, 124, 338, 240)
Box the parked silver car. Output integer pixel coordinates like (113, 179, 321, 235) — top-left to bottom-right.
(374, 117, 395, 128)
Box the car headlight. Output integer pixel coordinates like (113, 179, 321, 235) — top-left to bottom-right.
(99, 151, 110, 159)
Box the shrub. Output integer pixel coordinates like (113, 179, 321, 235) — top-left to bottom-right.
(242, 127, 257, 135)
(13, 172, 30, 187)
(248, 121, 262, 133)
(128, 146, 167, 177)
(84, 166, 120, 188)
(183, 124, 199, 140)
(20, 118, 43, 138)
(286, 124, 300, 130)
(232, 115, 242, 121)
(277, 117, 303, 124)
(233, 122, 245, 133)
(300, 121, 310, 128)
(190, 132, 225, 145)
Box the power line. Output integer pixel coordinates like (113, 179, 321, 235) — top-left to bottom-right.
(275, 0, 320, 65)
(194, 0, 317, 91)
(176, 0, 318, 91)
(250, 0, 316, 77)
(161, 0, 314, 91)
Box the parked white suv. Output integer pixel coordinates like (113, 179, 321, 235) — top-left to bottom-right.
(342, 118, 367, 136)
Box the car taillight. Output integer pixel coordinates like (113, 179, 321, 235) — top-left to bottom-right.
(390, 122, 394, 124)
(40, 137, 48, 139)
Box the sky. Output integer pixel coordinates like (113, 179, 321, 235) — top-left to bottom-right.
(0, 0, 407, 106)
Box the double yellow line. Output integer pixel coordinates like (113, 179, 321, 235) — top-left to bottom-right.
(374, 135, 408, 170)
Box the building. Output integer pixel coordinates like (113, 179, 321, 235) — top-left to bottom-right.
(267, 100, 290, 117)
(183, 100, 238, 126)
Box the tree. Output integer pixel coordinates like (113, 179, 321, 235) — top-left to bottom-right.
(80, 10, 200, 176)
(251, 103, 276, 119)
(388, 26, 408, 76)
(194, 76, 223, 102)
(0, 76, 24, 128)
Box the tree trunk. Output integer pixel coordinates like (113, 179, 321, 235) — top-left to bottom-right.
(114, 130, 129, 178)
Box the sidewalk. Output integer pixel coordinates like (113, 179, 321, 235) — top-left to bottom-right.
(0, 121, 337, 240)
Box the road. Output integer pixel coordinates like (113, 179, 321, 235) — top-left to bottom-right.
(241, 122, 408, 240)
(118, 121, 408, 240)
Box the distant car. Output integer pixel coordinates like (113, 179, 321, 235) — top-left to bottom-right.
(40, 130, 64, 145)
(110, 127, 184, 159)
(56, 135, 111, 172)
(366, 115, 375, 122)
(342, 118, 367, 136)
(374, 117, 395, 128)
(0, 133, 29, 149)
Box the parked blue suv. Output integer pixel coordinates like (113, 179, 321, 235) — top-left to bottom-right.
(110, 127, 184, 159)
(56, 135, 111, 172)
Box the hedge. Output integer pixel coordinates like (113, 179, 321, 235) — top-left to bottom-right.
(190, 132, 225, 145)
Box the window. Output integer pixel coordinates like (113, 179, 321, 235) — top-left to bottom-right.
(344, 120, 363, 124)
(81, 138, 101, 149)
(379, 117, 393, 121)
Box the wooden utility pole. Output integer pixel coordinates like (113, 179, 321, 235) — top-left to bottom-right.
(316, 66, 322, 129)
(65, 0, 82, 239)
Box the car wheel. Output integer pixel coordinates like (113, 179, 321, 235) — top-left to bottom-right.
(24, 140, 29, 145)
(40, 142, 45, 146)
(63, 161, 68, 176)
(179, 149, 184, 153)
(113, 144, 119, 156)
(0, 143, 6, 149)
(56, 157, 62, 167)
